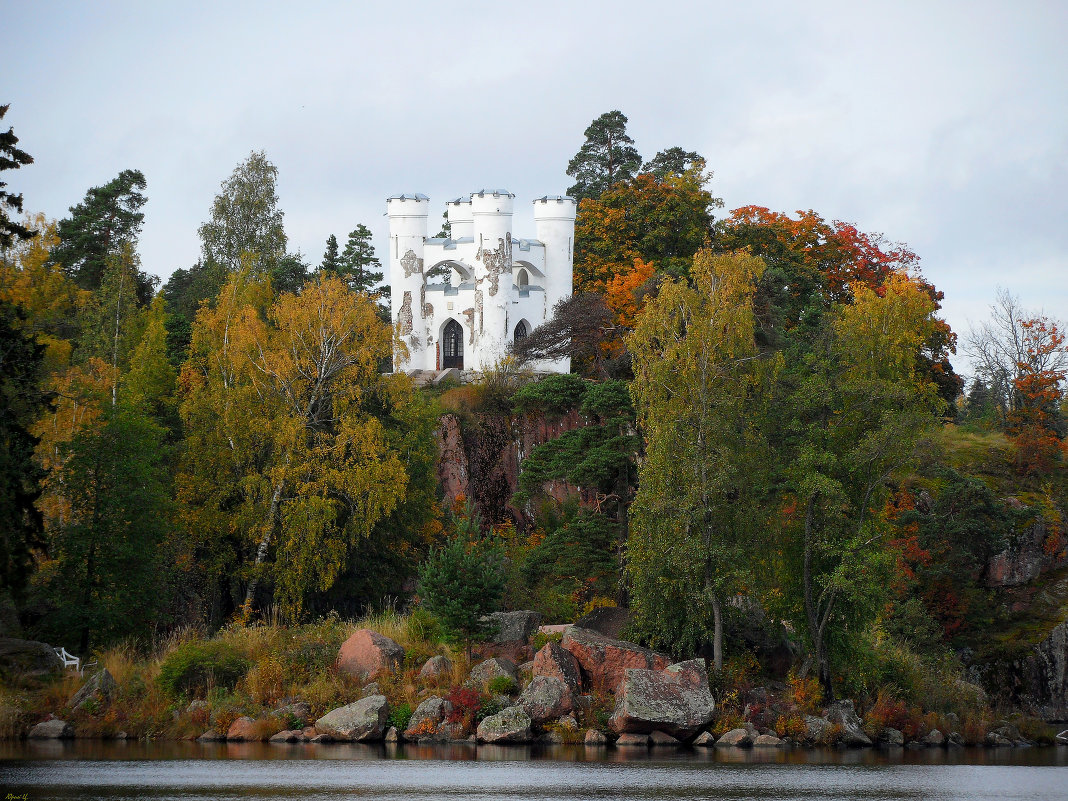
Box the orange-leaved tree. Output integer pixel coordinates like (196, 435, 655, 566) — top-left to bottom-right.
(1005, 316, 1067, 475)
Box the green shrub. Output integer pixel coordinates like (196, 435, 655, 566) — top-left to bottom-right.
(475, 694, 503, 723)
(388, 702, 413, 732)
(283, 640, 337, 685)
(487, 675, 518, 696)
(157, 640, 250, 699)
(530, 630, 563, 653)
(512, 373, 588, 416)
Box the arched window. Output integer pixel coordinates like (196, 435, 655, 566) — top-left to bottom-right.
(516, 269, 529, 289)
(442, 319, 463, 369)
(513, 321, 528, 343)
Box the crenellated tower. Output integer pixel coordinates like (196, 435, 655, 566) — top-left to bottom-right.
(388, 189, 574, 375)
(386, 193, 429, 371)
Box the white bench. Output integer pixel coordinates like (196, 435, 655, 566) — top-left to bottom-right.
(53, 647, 80, 672)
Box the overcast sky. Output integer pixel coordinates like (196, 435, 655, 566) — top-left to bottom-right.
(5, 0, 1066, 375)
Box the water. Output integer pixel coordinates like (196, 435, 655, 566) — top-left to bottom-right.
(1, 740, 1066, 800)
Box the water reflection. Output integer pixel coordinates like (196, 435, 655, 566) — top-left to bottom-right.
(1, 739, 1066, 801)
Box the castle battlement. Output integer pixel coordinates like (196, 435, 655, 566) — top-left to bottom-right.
(388, 190, 576, 374)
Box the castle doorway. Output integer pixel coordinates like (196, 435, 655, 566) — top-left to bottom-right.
(442, 319, 463, 369)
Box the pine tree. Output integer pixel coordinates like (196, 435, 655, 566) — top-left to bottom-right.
(320, 234, 340, 274)
(338, 224, 383, 293)
(566, 110, 642, 203)
(38, 403, 172, 652)
(0, 302, 50, 598)
(0, 104, 35, 249)
(51, 169, 154, 303)
(417, 505, 504, 659)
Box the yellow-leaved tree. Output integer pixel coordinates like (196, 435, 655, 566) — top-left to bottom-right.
(178, 271, 434, 620)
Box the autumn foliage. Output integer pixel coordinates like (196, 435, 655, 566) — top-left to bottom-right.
(1005, 317, 1067, 475)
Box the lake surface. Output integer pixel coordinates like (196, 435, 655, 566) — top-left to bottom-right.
(2, 740, 1066, 801)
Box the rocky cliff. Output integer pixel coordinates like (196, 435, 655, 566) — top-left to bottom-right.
(435, 409, 591, 527)
(982, 520, 1068, 721)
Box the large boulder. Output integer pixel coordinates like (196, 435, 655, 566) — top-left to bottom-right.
(825, 700, 872, 747)
(880, 727, 905, 746)
(715, 728, 752, 747)
(532, 641, 582, 693)
(314, 695, 389, 741)
(476, 706, 532, 743)
(585, 728, 608, 745)
(468, 657, 518, 686)
(404, 696, 455, 741)
(560, 626, 670, 691)
(274, 701, 311, 727)
(516, 676, 574, 724)
(753, 734, 784, 747)
(70, 668, 117, 713)
(485, 611, 542, 645)
(804, 715, 834, 743)
(419, 655, 453, 680)
(28, 718, 73, 739)
(270, 729, 304, 743)
(607, 659, 715, 740)
(574, 607, 632, 640)
(227, 716, 260, 741)
(336, 630, 404, 680)
(0, 638, 63, 680)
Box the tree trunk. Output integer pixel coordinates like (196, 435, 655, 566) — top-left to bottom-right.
(802, 493, 834, 700)
(79, 537, 96, 655)
(711, 593, 723, 672)
(243, 477, 286, 613)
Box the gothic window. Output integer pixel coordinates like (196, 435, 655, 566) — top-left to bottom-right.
(442, 319, 463, 369)
(514, 320, 528, 343)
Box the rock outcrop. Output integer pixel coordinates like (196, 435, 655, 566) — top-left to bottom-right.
(0, 638, 62, 680)
(560, 626, 671, 691)
(516, 676, 574, 724)
(532, 641, 582, 692)
(468, 657, 518, 685)
(273, 701, 311, 727)
(404, 696, 455, 741)
(336, 630, 404, 680)
(314, 695, 389, 741)
(226, 716, 260, 741)
(825, 699, 872, 747)
(649, 730, 679, 746)
(716, 728, 752, 747)
(70, 668, 116, 713)
(584, 728, 608, 745)
(753, 734, 784, 747)
(486, 611, 542, 645)
(28, 718, 73, 739)
(880, 727, 905, 746)
(607, 659, 715, 739)
(804, 715, 833, 743)
(986, 521, 1068, 587)
(574, 607, 632, 640)
(1024, 619, 1068, 720)
(419, 655, 453, 680)
(476, 706, 532, 743)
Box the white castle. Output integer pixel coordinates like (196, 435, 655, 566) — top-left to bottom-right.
(387, 190, 577, 374)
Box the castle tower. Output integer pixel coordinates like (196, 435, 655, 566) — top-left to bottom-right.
(445, 197, 473, 239)
(470, 189, 514, 369)
(386, 193, 429, 371)
(533, 195, 577, 315)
